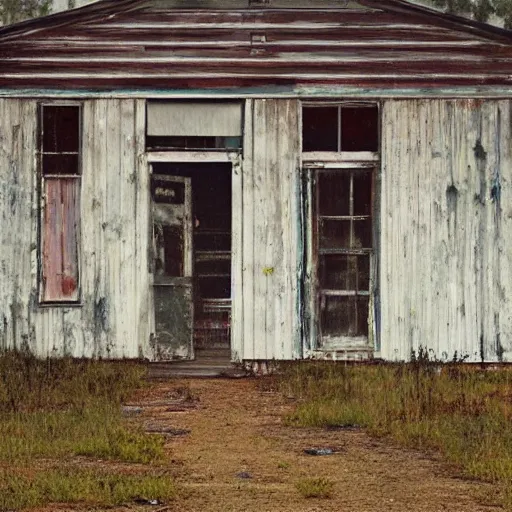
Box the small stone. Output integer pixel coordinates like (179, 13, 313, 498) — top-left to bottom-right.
(303, 448, 335, 456)
(236, 471, 252, 479)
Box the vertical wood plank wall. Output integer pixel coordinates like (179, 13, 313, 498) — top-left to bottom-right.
(0, 98, 150, 358)
(234, 99, 302, 360)
(381, 99, 512, 362)
(3, 96, 512, 362)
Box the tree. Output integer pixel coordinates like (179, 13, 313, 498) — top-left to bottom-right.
(428, 0, 512, 29)
(0, 0, 52, 25)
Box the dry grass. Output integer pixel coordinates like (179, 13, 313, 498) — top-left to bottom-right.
(275, 352, 512, 509)
(0, 349, 176, 510)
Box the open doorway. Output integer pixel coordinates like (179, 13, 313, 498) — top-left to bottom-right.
(151, 162, 232, 360)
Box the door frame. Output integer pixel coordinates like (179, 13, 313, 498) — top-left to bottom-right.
(147, 151, 242, 360)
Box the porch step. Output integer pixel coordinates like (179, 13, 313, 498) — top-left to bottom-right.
(147, 348, 245, 379)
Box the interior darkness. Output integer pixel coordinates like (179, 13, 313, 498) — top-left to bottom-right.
(340, 106, 379, 152)
(152, 162, 232, 300)
(322, 296, 369, 337)
(302, 106, 338, 151)
(41, 105, 80, 176)
(302, 104, 379, 152)
(146, 136, 241, 151)
(42, 105, 80, 154)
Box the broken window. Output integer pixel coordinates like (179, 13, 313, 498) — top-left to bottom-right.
(146, 101, 242, 150)
(303, 104, 378, 152)
(40, 105, 81, 303)
(315, 169, 373, 339)
(303, 102, 378, 348)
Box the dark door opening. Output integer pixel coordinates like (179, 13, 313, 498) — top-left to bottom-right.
(151, 162, 232, 359)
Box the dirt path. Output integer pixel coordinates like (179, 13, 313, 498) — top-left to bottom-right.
(122, 377, 499, 512)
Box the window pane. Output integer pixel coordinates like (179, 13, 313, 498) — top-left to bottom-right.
(319, 219, 351, 250)
(146, 136, 241, 150)
(353, 218, 372, 249)
(154, 225, 183, 277)
(318, 172, 350, 216)
(321, 296, 368, 338)
(302, 107, 338, 151)
(353, 170, 372, 216)
(319, 254, 370, 291)
(42, 154, 79, 176)
(42, 106, 80, 153)
(340, 106, 378, 152)
(42, 178, 80, 302)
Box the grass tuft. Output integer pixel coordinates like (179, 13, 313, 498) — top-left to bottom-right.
(296, 477, 334, 499)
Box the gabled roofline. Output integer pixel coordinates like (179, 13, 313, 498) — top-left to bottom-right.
(0, 0, 511, 45)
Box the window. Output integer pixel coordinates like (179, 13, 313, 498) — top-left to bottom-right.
(40, 105, 81, 303)
(316, 169, 373, 339)
(302, 102, 379, 349)
(302, 104, 378, 152)
(146, 101, 242, 151)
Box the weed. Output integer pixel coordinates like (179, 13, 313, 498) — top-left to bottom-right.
(0, 350, 172, 510)
(277, 461, 290, 469)
(296, 477, 334, 498)
(277, 357, 512, 509)
(0, 468, 176, 510)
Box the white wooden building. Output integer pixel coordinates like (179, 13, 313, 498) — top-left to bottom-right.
(0, 0, 512, 363)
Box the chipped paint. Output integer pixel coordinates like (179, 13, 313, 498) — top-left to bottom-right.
(0, 1, 512, 89)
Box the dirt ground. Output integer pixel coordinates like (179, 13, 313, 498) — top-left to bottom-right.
(40, 377, 501, 512)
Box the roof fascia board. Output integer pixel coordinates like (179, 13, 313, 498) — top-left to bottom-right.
(1, 85, 512, 99)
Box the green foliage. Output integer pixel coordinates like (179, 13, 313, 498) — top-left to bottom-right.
(0, 0, 52, 25)
(428, 0, 512, 29)
(0, 468, 176, 510)
(295, 477, 334, 499)
(276, 357, 512, 509)
(0, 350, 172, 510)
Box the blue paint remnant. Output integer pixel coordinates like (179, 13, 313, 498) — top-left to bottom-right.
(491, 174, 501, 203)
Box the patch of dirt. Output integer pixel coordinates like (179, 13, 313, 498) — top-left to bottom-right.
(36, 378, 500, 512)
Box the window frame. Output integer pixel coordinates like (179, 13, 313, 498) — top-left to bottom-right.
(301, 101, 380, 352)
(38, 102, 83, 306)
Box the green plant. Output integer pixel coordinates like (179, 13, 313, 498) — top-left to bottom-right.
(0, 468, 176, 510)
(276, 357, 512, 509)
(296, 477, 334, 499)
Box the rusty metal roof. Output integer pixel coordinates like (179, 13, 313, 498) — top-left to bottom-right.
(0, 0, 512, 90)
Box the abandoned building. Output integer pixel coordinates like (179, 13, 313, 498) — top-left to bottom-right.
(0, 0, 512, 363)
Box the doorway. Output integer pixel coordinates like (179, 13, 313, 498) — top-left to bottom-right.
(151, 162, 232, 360)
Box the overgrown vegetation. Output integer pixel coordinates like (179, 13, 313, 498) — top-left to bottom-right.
(0, 0, 52, 25)
(0, 350, 175, 510)
(276, 351, 512, 508)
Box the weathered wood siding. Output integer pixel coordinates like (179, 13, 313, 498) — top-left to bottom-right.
(381, 99, 512, 362)
(0, 98, 151, 358)
(232, 98, 301, 360)
(2, 0, 512, 91)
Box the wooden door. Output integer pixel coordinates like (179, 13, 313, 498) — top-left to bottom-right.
(151, 174, 194, 360)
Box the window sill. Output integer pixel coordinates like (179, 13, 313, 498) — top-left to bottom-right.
(302, 151, 379, 167)
(38, 302, 83, 309)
